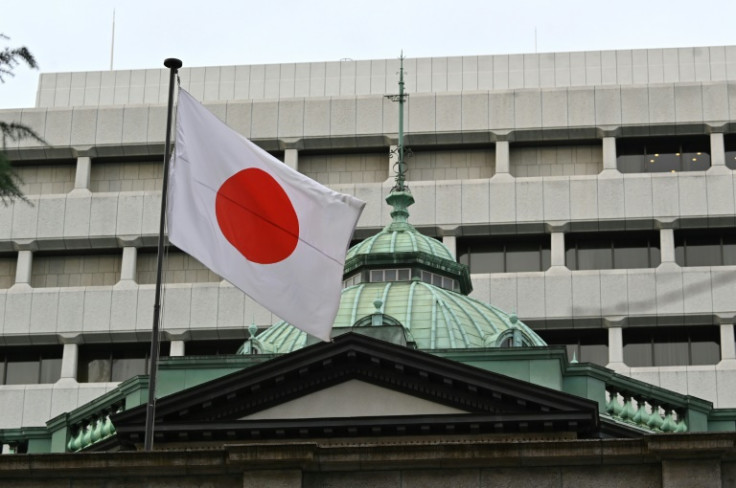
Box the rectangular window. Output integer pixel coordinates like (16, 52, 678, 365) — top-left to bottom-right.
(457, 235, 550, 273)
(184, 339, 245, 356)
(31, 250, 122, 288)
(111, 357, 148, 382)
(536, 328, 608, 366)
(616, 136, 711, 173)
(725, 134, 736, 170)
(623, 326, 720, 367)
(566, 231, 660, 270)
(0, 346, 63, 385)
(39, 357, 63, 383)
(78, 343, 169, 383)
(509, 140, 603, 177)
(675, 228, 736, 267)
(5, 360, 40, 385)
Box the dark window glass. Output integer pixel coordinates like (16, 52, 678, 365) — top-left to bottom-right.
(78, 343, 169, 383)
(184, 339, 244, 356)
(457, 235, 550, 273)
(691, 340, 721, 366)
(5, 360, 39, 385)
(675, 228, 736, 267)
(39, 358, 62, 383)
(724, 234, 736, 266)
(84, 358, 111, 383)
(566, 231, 660, 270)
(576, 239, 612, 270)
(653, 328, 690, 367)
(0, 346, 63, 385)
(617, 136, 711, 173)
(725, 134, 736, 170)
(623, 326, 720, 367)
(537, 329, 608, 366)
(506, 241, 546, 272)
(111, 357, 148, 382)
(623, 342, 654, 367)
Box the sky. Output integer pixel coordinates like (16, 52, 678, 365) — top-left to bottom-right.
(2, 0, 736, 109)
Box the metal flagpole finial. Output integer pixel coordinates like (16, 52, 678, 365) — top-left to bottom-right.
(164, 58, 183, 70)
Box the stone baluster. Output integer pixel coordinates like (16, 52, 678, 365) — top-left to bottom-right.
(632, 396, 650, 427)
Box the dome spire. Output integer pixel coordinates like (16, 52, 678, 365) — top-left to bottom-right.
(385, 51, 414, 226)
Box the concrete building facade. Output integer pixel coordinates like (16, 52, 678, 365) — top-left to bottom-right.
(1, 45, 736, 440)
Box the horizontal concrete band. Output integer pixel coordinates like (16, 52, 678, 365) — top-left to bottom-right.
(35, 45, 736, 107)
(0, 433, 733, 467)
(4, 81, 736, 157)
(1, 266, 734, 344)
(1, 173, 735, 247)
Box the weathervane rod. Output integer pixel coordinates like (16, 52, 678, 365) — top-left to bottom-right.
(386, 52, 409, 192)
(397, 52, 406, 191)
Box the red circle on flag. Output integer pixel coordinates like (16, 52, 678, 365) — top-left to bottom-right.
(215, 168, 300, 264)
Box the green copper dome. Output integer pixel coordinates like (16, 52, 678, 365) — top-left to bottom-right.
(346, 195, 454, 262)
(343, 190, 473, 295)
(248, 280, 547, 354)
(242, 188, 546, 355)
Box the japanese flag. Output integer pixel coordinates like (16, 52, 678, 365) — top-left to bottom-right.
(167, 90, 365, 341)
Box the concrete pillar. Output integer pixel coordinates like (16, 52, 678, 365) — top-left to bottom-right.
(550, 232, 565, 267)
(1, 444, 10, 454)
(601, 136, 618, 173)
(284, 148, 299, 172)
(119, 247, 137, 283)
(442, 235, 457, 260)
(59, 343, 79, 381)
(659, 228, 676, 264)
(73, 156, 92, 192)
(710, 132, 726, 168)
(170, 340, 185, 357)
(495, 140, 510, 174)
(608, 326, 625, 366)
(720, 324, 736, 361)
(116, 246, 138, 289)
(14, 250, 33, 286)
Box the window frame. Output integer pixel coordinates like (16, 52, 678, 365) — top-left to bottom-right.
(616, 135, 711, 174)
(622, 326, 721, 367)
(457, 234, 551, 274)
(0, 345, 63, 385)
(565, 230, 661, 271)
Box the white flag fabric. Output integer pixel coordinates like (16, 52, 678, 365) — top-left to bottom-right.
(167, 90, 365, 341)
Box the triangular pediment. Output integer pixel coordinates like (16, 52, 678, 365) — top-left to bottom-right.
(112, 333, 603, 448)
(241, 379, 469, 420)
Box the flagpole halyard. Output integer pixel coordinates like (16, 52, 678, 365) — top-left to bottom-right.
(144, 57, 182, 452)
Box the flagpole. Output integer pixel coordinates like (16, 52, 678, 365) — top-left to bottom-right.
(144, 57, 182, 452)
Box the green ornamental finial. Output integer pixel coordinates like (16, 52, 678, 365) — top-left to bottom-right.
(395, 51, 407, 192)
(386, 51, 409, 193)
(385, 51, 414, 226)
